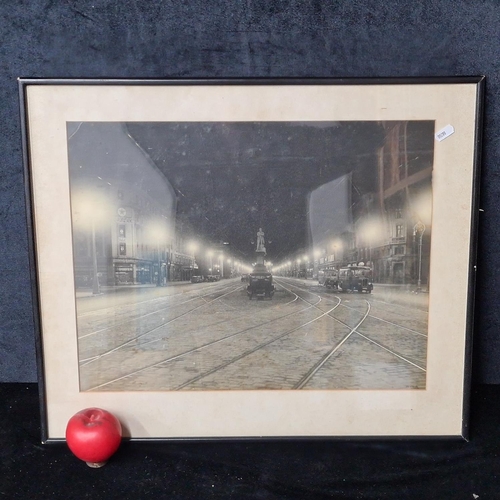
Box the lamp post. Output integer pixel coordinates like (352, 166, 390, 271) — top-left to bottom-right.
(207, 250, 213, 276)
(187, 241, 199, 280)
(147, 220, 169, 287)
(90, 216, 100, 295)
(358, 219, 382, 270)
(72, 190, 111, 295)
(413, 221, 426, 291)
(156, 239, 162, 287)
(302, 254, 309, 278)
(313, 249, 321, 279)
(330, 242, 337, 265)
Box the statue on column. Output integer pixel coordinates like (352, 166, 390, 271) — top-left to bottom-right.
(256, 228, 266, 253)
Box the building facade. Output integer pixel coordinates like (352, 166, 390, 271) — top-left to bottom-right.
(311, 120, 433, 287)
(68, 122, 182, 289)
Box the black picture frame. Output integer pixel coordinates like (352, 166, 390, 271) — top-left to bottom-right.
(19, 77, 484, 442)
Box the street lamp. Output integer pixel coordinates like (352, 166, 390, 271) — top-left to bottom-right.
(313, 249, 322, 279)
(90, 216, 100, 294)
(411, 188, 432, 290)
(72, 189, 111, 295)
(413, 221, 426, 291)
(207, 250, 213, 275)
(358, 218, 382, 267)
(187, 241, 199, 254)
(147, 221, 169, 287)
(187, 241, 199, 279)
(330, 239, 343, 264)
(217, 252, 224, 278)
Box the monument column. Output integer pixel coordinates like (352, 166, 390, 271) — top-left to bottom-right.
(254, 228, 268, 273)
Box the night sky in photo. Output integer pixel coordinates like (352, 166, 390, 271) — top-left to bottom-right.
(126, 121, 387, 262)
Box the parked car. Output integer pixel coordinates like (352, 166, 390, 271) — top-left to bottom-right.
(190, 275, 204, 283)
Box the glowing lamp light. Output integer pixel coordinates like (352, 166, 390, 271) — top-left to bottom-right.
(187, 241, 199, 254)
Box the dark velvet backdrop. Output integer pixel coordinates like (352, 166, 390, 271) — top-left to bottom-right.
(2, 383, 500, 499)
(1, 0, 499, 384)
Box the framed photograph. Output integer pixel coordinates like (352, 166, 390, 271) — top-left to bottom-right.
(20, 77, 484, 442)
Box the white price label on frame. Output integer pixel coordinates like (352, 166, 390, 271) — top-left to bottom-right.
(435, 124, 455, 142)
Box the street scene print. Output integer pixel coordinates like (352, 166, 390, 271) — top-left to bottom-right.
(68, 121, 433, 392)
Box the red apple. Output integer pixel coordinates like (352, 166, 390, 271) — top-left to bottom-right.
(66, 407, 122, 467)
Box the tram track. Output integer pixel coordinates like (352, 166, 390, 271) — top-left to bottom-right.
(294, 301, 371, 389)
(80, 281, 319, 366)
(133, 286, 320, 351)
(84, 289, 331, 391)
(174, 298, 342, 390)
(275, 278, 427, 388)
(79, 282, 246, 365)
(147, 284, 346, 390)
(78, 280, 245, 340)
(81, 277, 427, 392)
(77, 279, 238, 319)
(353, 331, 426, 371)
(278, 277, 428, 315)
(278, 278, 427, 337)
(274, 278, 357, 330)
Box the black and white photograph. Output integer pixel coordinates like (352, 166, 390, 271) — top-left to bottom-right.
(21, 80, 481, 439)
(68, 119, 433, 393)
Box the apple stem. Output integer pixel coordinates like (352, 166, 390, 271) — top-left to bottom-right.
(86, 461, 107, 468)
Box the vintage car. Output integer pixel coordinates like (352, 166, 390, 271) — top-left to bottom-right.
(206, 274, 221, 282)
(240, 274, 249, 282)
(247, 272, 275, 300)
(318, 269, 339, 290)
(338, 265, 373, 293)
(190, 275, 204, 283)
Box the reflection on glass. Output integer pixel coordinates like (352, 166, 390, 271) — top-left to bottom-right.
(68, 121, 433, 392)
